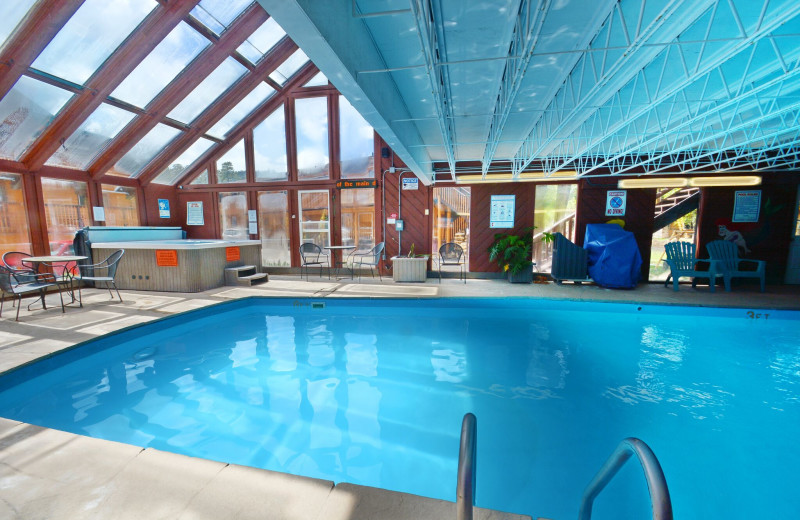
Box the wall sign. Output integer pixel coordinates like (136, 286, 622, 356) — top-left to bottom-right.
(186, 201, 204, 225)
(155, 250, 178, 267)
(158, 199, 170, 218)
(401, 177, 418, 190)
(92, 206, 105, 222)
(226, 247, 240, 262)
(605, 190, 627, 216)
(732, 190, 761, 222)
(336, 179, 377, 189)
(490, 194, 516, 228)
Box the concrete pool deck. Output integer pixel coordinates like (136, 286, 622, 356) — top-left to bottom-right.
(0, 275, 798, 519)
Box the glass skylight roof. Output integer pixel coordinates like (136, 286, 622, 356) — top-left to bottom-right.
(190, 0, 254, 36)
(0, 0, 36, 51)
(236, 18, 286, 64)
(207, 83, 275, 138)
(46, 103, 135, 170)
(151, 137, 215, 185)
(110, 124, 181, 178)
(31, 0, 157, 86)
(269, 49, 310, 85)
(304, 72, 329, 87)
(110, 22, 210, 109)
(0, 76, 73, 160)
(167, 57, 248, 124)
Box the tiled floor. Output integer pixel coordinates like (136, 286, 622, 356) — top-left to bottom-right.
(0, 275, 797, 519)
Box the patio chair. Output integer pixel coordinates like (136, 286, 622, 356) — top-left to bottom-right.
(2, 251, 38, 283)
(438, 242, 465, 283)
(351, 242, 385, 281)
(0, 266, 62, 321)
(299, 243, 330, 280)
(706, 240, 766, 292)
(663, 241, 723, 292)
(41, 260, 80, 304)
(74, 249, 125, 306)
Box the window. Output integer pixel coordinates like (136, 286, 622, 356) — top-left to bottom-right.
(101, 185, 139, 227)
(167, 57, 247, 124)
(649, 186, 699, 281)
(532, 184, 578, 272)
(236, 18, 286, 64)
(258, 191, 290, 267)
(0, 1, 37, 51)
(432, 187, 471, 269)
(207, 83, 274, 139)
(40, 177, 91, 255)
(339, 95, 374, 179)
(253, 106, 287, 181)
(0, 76, 73, 160)
(110, 124, 182, 178)
(218, 192, 248, 239)
(151, 138, 215, 185)
(298, 190, 330, 249)
(31, 0, 156, 85)
(341, 189, 375, 250)
(270, 49, 309, 85)
(0, 172, 32, 258)
(216, 140, 247, 183)
(46, 103, 136, 169)
(304, 72, 328, 87)
(111, 22, 210, 109)
(295, 97, 329, 181)
(190, 0, 254, 36)
(191, 170, 209, 185)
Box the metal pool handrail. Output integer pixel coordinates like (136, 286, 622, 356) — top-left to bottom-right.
(578, 437, 673, 520)
(456, 412, 477, 520)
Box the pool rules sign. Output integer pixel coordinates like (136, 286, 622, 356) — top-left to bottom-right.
(605, 190, 627, 217)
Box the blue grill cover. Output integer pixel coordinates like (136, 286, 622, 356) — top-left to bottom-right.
(584, 224, 642, 289)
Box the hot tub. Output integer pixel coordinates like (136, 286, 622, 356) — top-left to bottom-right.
(91, 239, 261, 292)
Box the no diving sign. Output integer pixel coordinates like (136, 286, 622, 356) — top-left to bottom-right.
(605, 190, 627, 217)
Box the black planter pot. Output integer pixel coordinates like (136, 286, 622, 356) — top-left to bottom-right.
(507, 269, 533, 283)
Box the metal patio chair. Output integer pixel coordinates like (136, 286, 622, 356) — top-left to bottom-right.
(299, 243, 330, 280)
(74, 249, 125, 306)
(438, 242, 465, 283)
(2, 251, 38, 283)
(0, 266, 62, 321)
(351, 242, 385, 281)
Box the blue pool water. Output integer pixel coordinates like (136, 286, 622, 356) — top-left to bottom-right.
(0, 298, 798, 519)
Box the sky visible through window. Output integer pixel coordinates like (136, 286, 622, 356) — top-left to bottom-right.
(0, 0, 37, 52)
(153, 137, 215, 185)
(236, 18, 286, 63)
(207, 83, 275, 139)
(167, 57, 248, 124)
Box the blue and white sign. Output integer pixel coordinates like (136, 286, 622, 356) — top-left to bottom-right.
(605, 190, 627, 217)
(490, 194, 515, 228)
(733, 190, 761, 222)
(402, 177, 418, 190)
(158, 198, 170, 218)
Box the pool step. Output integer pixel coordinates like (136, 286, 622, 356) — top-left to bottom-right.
(225, 265, 268, 287)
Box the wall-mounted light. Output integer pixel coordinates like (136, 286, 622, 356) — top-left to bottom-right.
(688, 175, 761, 187)
(618, 175, 762, 189)
(618, 178, 688, 189)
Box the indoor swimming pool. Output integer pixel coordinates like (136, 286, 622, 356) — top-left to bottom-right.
(0, 298, 797, 520)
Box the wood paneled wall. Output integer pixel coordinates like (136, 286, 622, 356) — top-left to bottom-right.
(469, 184, 535, 272)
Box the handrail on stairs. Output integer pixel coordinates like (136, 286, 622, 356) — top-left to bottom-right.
(456, 412, 477, 520)
(578, 437, 673, 520)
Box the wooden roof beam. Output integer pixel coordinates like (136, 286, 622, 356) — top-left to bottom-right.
(171, 61, 320, 187)
(20, 0, 200, 171)
(87, 3, 269, 180)
(138, 37, 299, 185)
(0, 0, 85, 101)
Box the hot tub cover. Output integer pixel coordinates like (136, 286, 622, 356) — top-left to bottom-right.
(584, 224, 642, 289)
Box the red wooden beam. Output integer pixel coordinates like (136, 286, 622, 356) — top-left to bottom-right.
(0, 0, 84, 101)
(137, 37, 299, 185)
(20, 0, 201, 171)
(87, 3, 269, 180)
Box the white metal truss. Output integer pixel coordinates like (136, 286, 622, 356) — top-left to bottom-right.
(517, 0, 800, 177)
(410, 0, 457, 180)
(479, 0, 550, 176)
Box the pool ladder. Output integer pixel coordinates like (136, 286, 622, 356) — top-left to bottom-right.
(455, 414, 673, 520)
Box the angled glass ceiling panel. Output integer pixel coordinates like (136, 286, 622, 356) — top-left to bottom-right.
(151, 137, 215, 185)
(236, 18, 286, 64)
(167, 57, 247, 124)
(46, 103, 135, 170)
(269, 49, 309, 86)
(109, 124, 181, 178)
(0, 0, 37, 51)
(110, 22, 210, 109)
(190, 0, 254, 36)
(31, 0, 157, 86)
(304, 72, 328, 87)
(0, 76, 73, 160)
(207, 83, 275, 139)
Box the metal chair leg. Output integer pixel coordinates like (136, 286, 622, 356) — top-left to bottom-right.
(113, 281, 122, 302)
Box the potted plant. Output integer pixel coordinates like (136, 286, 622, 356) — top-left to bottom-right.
(488, 226, 548, 283)
(391, 243, 429, 282)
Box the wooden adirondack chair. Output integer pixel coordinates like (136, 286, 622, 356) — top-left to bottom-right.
(663, 241, 723, 292)
(706, 240, 766, 292)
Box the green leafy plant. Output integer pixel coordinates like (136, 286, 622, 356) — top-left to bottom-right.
(405, 243, 426, 258)
(487, 226, 535, 275)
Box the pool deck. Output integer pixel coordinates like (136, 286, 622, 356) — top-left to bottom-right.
(0, 275, 798, 519)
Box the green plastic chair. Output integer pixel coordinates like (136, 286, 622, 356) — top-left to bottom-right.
(663, 241, 723, 292)
(706, 240, 766, 292)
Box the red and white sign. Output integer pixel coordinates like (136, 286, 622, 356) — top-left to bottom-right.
(605, 190, 627, 216)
